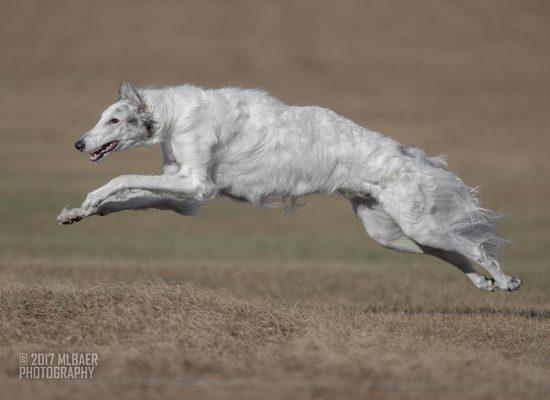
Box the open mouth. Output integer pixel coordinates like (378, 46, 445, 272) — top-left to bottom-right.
(89, 141, 119, 162)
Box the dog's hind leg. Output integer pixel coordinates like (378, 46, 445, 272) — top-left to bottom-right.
(349, 198, 496, 290)
(428, 241, 521, 291)
(468, 250, 522, 291)
(372, 171, 522, 291)
(420, 246, 498, 291)
(350, 197, 423, 254)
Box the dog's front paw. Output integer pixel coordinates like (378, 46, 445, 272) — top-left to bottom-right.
(57, 207, 88, 225)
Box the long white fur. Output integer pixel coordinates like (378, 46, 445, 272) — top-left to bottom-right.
(57, 83, 521, 291)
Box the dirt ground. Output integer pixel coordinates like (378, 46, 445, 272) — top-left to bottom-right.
(0, 1, 549, 399)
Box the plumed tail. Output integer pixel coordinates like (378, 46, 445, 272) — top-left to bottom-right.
(446, 184, 506, 259)
(381, 165, 506, 261)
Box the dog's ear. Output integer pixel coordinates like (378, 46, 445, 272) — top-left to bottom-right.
(118, 81, 145, 110)
(118, 81, 157, 136)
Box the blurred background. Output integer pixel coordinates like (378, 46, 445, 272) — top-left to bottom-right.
(0, 1, 549, 398)
(0, 1, 550, 295)
(1, 0, 549, 302)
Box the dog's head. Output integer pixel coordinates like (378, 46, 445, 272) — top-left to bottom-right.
(74, 82, 158, 162)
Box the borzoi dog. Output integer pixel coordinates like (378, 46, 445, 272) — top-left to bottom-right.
(57, 82, 521, 292)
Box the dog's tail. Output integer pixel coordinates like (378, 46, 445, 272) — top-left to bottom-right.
(380, 162, 505, 261)
(428, 174, 505, 260)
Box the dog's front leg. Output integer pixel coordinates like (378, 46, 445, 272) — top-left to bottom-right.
(83, 174, 216, 208)
(57, 174, 215, 225)
(57, 189, 200, 225)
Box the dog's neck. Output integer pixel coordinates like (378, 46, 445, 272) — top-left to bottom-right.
(143, 86, 208, 146)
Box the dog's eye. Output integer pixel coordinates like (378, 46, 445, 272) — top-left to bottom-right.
(109, 118, 120, 124)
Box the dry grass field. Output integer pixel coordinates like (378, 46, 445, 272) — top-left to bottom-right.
(1, 1, 549, 399)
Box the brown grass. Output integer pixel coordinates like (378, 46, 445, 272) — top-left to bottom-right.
(1, 0, 549, 399)
(1, 277, 548, 400)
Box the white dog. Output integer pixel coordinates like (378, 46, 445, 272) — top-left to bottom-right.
(58, 82, 521, 291)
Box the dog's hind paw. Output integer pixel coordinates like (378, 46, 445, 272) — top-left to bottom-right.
(57, 207, 86, 225)
(474, 276, 498, 292)
(498, 276, 523, 292)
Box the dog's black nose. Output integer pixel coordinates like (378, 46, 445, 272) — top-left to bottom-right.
(74, 140, 85, 152)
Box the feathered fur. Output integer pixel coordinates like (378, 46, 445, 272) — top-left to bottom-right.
(57, 83, 521, 291)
